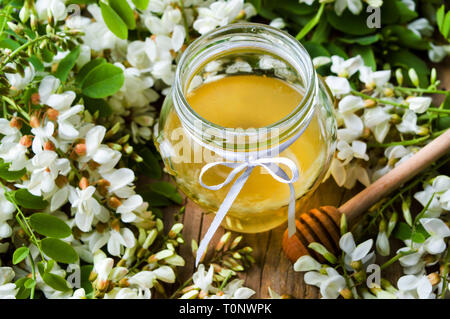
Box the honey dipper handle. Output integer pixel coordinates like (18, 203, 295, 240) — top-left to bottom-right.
(339, 129, 450, 224)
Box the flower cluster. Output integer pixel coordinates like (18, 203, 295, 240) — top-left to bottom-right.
(292, 174, 450, 299)
(316, 54, 447, 190)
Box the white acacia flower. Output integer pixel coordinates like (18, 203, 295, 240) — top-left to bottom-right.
(128, 271, 156, 289)
(304, 267, 347, 299)
(0, 267, 17, 299)
(5, 63, 35, 90)
(70, 288, 86, 299)
(359, 66, 391, 90)
(362, 106, 392, 143)
(93, 252, 114, 283)
(193, 0, 244, 35)
(269, 17, 285, 29)
(31, 121, 58, 154)
(330, 55, 363, 78)
(312, 56, 332, 68)
(208, 279, 255, 299)
(46, 91, 84, 140)
(69, 186, 109, 232)
(299, 0, 315, 5)
(325, 76, 351, 97)
(39, 75, 60, 104)
(0, 118, 20, 144)
(144, 7, 182, 36)
(24, 150, 70, 196)
(339, 232, 375, 268)
(396, 275, 434, 299)
(334, 0, 363, 16)
(401, 0, 415, 11)
(193, 264, 214, 293)
(336, 140, 369, 164)
(414, 185, 443, 218)
(407, 18, 433, 38)
(0, 188, 15, 239)
(433, 176, 450, 210)
(108, 227, 136, 257)
(419, 218, 450, 255)
(83, 125, 121, 173)
(0, 141, 27, 171)
(293, 255, 322, 272)
(35, 0, 67, 22)
(428, 43, 447, 63)
(105, 287, 151, 299)
(102, 168, 136, 198)
(396, 109, 422, 134)
(225, 61, 252, 74)
(116, 194, 143, 223)
(372, 145, 416, 181)
(406, 96, 432, 114)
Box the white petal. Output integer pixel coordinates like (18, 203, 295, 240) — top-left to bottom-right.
(397, 275, 418, 291)
(339, 232, 356, 255)
(293, 255, 322, 272)
(351, 239, 373, 261)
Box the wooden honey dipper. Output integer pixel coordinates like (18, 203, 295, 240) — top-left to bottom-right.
(282, 129, 450, 263)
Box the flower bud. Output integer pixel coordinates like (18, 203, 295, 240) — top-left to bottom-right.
(364, 99, 377, 108)
(19, 5, 30, 23)
(168, 223, 183, 239)
(390, 113, 401, 124)
(340, 213, 347, 236)
(31, 93, 40, 105)
(216, 232, 231, 251)
(9, 117, 22, 129)
(408, 69, 419, 87)
(229, 235, 243, 250)
(401, 196, 412, 226)
(55, 175, 68, 188)
(142, 229, 158, 249)
(395, 68, 403, 86)
(30, 14, 37, 31)
(350, 260, 363, 271)
(123, 144, 133, 155)
(417, 126, 429, 136)
(427, 272, 440, 286)
(108, 196, 122, 209)
(111, 218, 121, 232)
(7, 22, 23, 34)
(46, 108, 59, 121)
(430, 68, 437, 85)
(383, 87, 394, 97)
(340, 288, 353, 299)
(79, 177, 89, 190)
(74, 143, 87, 156)
(29, 115, 40, 128)
(43, 141, 55, 151)
(19, 135, 33, 148)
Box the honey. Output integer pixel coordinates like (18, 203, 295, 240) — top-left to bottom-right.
(160, 75, 328, 233)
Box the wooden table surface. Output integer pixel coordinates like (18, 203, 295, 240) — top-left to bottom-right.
(162, 59, 450, 299)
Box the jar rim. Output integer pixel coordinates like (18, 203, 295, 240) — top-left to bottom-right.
(172, 22, 317, 151)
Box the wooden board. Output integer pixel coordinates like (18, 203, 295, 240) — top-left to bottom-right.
(162, 58, 450, 298)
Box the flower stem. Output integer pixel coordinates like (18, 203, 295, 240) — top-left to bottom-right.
(380, 250, 416, 271)
(395, 86, 449, 95)
(1, 34, 50, 68)
(441, 245, 449, 299)
(1, 96, 30, 121)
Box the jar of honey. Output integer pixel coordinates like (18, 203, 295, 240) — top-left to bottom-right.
(155, 23, 336, 235)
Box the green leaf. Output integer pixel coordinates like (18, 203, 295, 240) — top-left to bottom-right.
(411, 232, 425, 244)
(394, 222, 411, 241)
(387, 49, 429, 87)
(0, 37, 20, 50)
(100, 1, 128, 39)
(14, 277, 31, 299)
(140, 191, 172, 207)
(324, 43, 348, 59)
(110, 0, 136, 29)
(277, 0, 317, 15)
(28, 55, 44, 72)
(394, 0, 418, 23)
(326, 8, 375, 36)
(303, 41, 330, 58)
(81, 63, 124, 98)
(24, 278, 36, 289)
(13, 189, 48, 209)
(443, 11, 450, 39)
(386, 25, 430, 50)
(136, 147, 162, 179)
(83, 96, 113, 117)
(0, 161, 26, 181)
(338, 34, 380, 46)
(132, 0, 150, 11)
(296, 2, 325, 41)
(149, 181, 183, 205)
(75, 58, 106, 86)
(42, 272, 71, 292)
(352, 45, 376, 71)
(41, 238, 79, 264)
(80, 265, 94, 297)
(13, 247, 30, 264)
(29, 213, 72, 238)
(437, 5, 445, 31)
(310, 19, 330, 44)
(54, 46, 81, 82)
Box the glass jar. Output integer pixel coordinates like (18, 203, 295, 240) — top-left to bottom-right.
(155, 23, 336, 233)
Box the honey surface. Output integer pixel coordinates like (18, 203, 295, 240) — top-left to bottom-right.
(187, 75, 300, 128)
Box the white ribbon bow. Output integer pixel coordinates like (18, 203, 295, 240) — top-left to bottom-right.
(195, 156, 300, 266)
